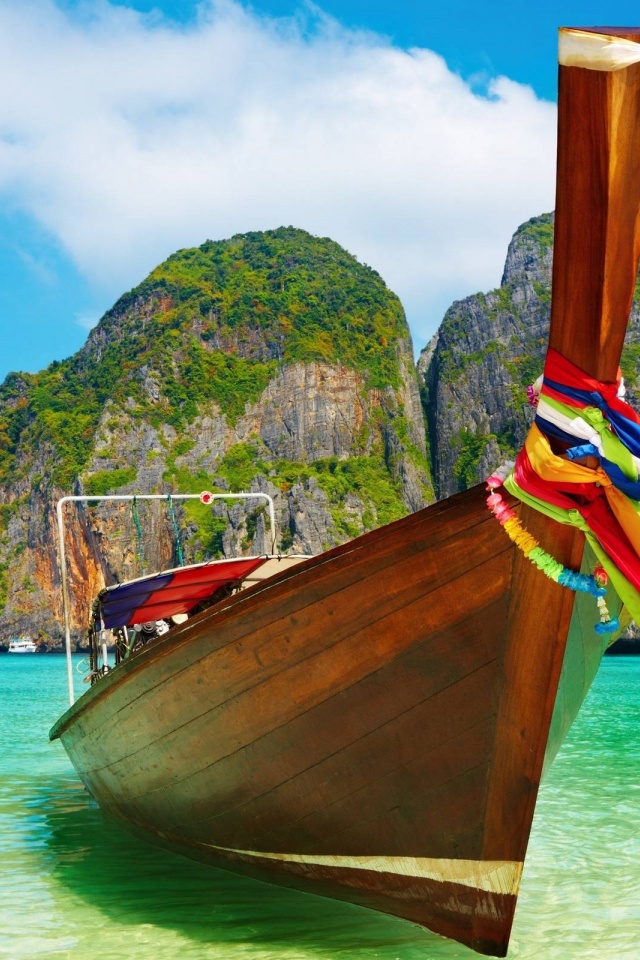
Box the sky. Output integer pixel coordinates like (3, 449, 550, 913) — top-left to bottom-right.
(1, 1, 640, 382)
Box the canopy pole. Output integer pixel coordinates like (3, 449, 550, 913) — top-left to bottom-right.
(56, 498, 76, 707)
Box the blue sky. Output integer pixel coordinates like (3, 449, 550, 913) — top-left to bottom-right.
(1, 1, 639, 381)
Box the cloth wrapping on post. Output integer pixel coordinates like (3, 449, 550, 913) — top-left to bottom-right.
(494, 347, 640, 625)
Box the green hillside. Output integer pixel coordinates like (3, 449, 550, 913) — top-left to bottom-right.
(0, 227, 432, 628)
(0, 228, 414, 491)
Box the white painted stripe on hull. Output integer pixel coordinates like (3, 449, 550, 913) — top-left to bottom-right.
(199, 841, 523, 896)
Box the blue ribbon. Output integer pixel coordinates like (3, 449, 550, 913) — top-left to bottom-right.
(535, 414, 579, 446)
(564, 443, 640, 501)
(544, 377, 640, 456)
(533, 419, 640, 501)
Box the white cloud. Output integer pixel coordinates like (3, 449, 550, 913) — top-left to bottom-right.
(0, 0, 557, 351)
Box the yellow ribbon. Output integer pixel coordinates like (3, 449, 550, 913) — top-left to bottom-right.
(524, 424, 640, 556)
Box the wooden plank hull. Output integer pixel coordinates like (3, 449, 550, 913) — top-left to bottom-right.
(51, 484, 612, 956)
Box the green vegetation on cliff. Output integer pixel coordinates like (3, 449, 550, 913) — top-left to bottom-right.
(165, 439, 408, 558)
(453, 430, 494, 489)
(513, 212, 554, 252)
(0, 228, 414, 491)
(145, 229, 406, 385)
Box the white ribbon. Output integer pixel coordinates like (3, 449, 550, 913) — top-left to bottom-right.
(537, 397, 640, 476)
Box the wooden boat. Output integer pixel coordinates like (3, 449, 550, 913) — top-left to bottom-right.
(50, 28, 640, 957)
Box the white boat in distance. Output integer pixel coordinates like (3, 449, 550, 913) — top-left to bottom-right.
(8, 638, 38, 653)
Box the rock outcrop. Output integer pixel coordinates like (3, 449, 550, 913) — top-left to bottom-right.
(419, 211, 640, 650)
(419, 214, 554, 498)
(420, 212, 640, 499)
(0, 228, 433, 644)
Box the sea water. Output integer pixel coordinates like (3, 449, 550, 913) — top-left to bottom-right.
(0, 654, 638, 960)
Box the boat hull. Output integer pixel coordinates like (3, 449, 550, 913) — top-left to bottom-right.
(50, 484, 617, 956)
(8, 639, 37, 653)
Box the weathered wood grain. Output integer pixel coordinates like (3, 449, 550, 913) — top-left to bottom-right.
(476, 30, 640, 950)
(551, 28, 640, 379)
(56, 485, 519, 954)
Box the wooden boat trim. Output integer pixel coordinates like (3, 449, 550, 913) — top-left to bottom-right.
(168, 843, 524, 895)
(481, 22, 640, 870)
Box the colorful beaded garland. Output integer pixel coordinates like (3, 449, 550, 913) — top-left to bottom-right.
(526, 375, 542, 408)
(486, 463, 619, 635)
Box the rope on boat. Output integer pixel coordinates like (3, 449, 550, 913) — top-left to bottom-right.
(167, 494, 185, 567)
(132, 496, 145, 572)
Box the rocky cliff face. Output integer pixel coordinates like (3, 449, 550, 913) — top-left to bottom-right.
(0, 228, 432, 644)
(420, 214, 554, 498)
(420, 212, 640, 499)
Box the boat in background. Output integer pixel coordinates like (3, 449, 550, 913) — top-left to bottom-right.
(8, 638, 38, 654)
(50, 28, 640, 957)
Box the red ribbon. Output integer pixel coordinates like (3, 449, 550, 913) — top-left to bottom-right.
(544, 347, 640, 424)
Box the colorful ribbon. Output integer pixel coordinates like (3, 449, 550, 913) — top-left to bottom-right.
(486, 348, 640, 631)
(486, 469, 618, 634)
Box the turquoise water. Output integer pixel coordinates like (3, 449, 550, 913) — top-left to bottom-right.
(0, 654, 638, 960)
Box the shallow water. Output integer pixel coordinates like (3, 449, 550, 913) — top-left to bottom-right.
(0, 654, 638, 959)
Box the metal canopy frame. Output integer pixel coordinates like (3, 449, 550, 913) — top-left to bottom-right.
(56, 491, 276, 705)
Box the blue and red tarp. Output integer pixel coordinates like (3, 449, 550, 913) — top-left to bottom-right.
(96, 557, 268, 629)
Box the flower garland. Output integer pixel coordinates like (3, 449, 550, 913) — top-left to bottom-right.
(526, 374, 542, 408)
(486, 462, 619, 635)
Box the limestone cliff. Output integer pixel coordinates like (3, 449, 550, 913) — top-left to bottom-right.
(0, 228, 432, 644)
(420, 212, 640, 499)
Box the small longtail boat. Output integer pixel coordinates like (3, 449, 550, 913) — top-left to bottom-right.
(50, 28, 640, 957)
